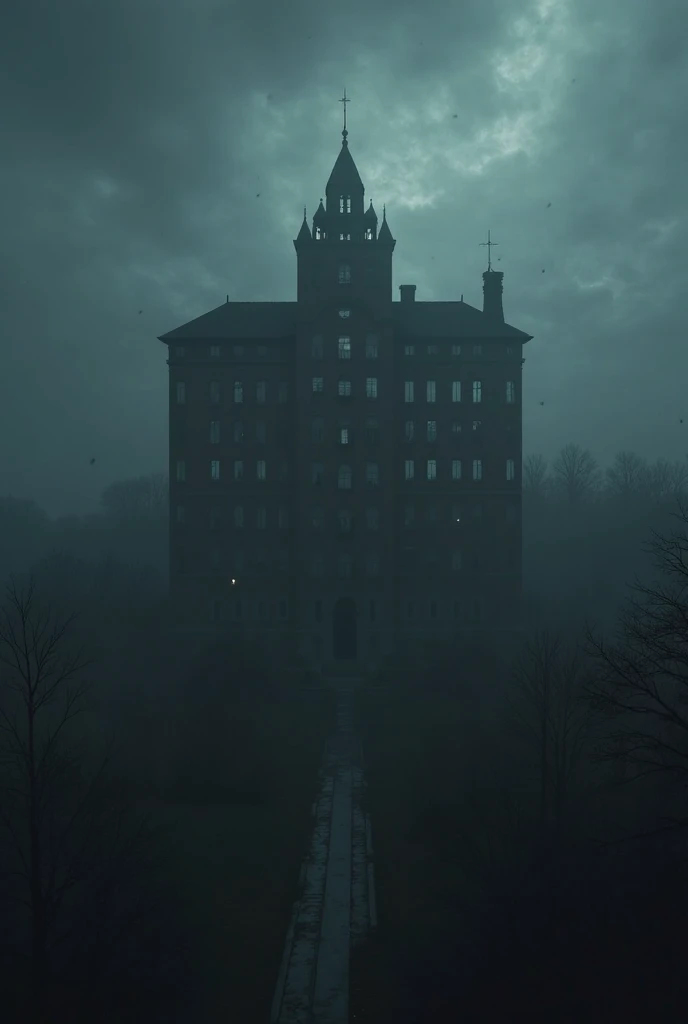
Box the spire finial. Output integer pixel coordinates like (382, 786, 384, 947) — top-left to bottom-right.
(339, 88, 349, 142)
(480, 229, 499, 271)
(303, 205, 307, 220)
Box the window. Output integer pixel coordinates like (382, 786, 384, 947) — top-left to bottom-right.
(366, 377, 378, 398)
(233, 381, 243, 404)
(451, 344, 461, 356)
(506, 345, 514, 355)
(338, 464, 352, 490)
(404, 381, 415, 403)
(339, 309, 350, 319)
(452, 381, 462, 403)
(312, 463, 324, 486)
(451, 420, 462, 436)
(278, 381, 288, 403)
(312, 418, 324, 442)
(312, 553, 324, 576)
(176, 460, 186, 482)
(176, 505, 185, 524)
(366, 553, 380, 576)
(426, 420, 437, 442)
(233, 505, 244, 528)
(256, 421, 266, 443)
(312, 506, 324, 529)
(256, 506, 267, 529)
(256, 460, 266, 481)
(176, 381, 186, 404)
(256, 381, 266, 403)
(426, 459, 437, 481)
(472, 420, 482, 433)
(211, 460, 221, 481)
(405, 420, 415, 442)
(426, 380, 436, 403)
(473, 459, 483, 481)
(338, 336, 351, 360)
(233, 460, 244, 480)
(365, 418, 378, 444)
(452, 550, 463, 571)
(366, 507, 379, 530)
(338, 509, 352, 533)
(366, 463, 379, 487)
(278, 507, 289, 529)
(209, 506, 221, 529)
(210, 381, 220, 404)
(234, 345, 244, 356)
(472, 380, 482, 403)
(506, 381, 516, 403)
(311, 335, 323, 359)
(473, 344, 482, 356)
(233, 421, 244, 442)
(404, 459, 415, 481)
(365, 334, 378, 359)
(404, 344, 415, 356)
(312, 376, 324, 393)
(338, 553, 353, 578)
(506, 458, 516, 481)
(210, 344, 220, 358)
(340, 195, 351, 214)
(427, 344, 438, 355)
(338, 263, 351, 284)
(452, 459, 462, 480)
(404, 505, 415, 526)
(210, 421, 220, 444)
(339, 423, 350, 445)
(338, 379, 352, 397)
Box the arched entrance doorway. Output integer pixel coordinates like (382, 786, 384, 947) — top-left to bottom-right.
(332, 597, 357, 661)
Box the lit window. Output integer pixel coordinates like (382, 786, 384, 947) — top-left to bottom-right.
(256, 381, 266, 403)
(233, 505, 244, 528)
(233, 381, 243, 404)
(404, 381, 414, 402)
(338, 553, 353, 578)
(176, 460, 186, 482)
(256, 460, 266, 481)
(312, 336, 323, 359)
(451, 344, 461, 356)
(339, 424, 350, 445)
(210, 421, 220, 444)
(340, 195, 351, 213)
(506, 458, 515, 481)
(338, 464, 352, 489)
(426, 420, 437, 441)
(233, 460, 243, 481)
(312, 506, 324, 528)
(176, 381, 186, 404)
(472, 380, 482, 403)
(278, 382, 288, 403)
(338, 336, 351, 359)
(312, 377, 324, 393)
(473, 459, 483, 481)
(210, 381, 220, 404)
(404, 459, 415, 481)
(452, 460, 462, 481)
(366, 377, 378, 398)
(366, 553, 380, 576)
(312, 418, 324, 442)
(365, 334, 378, 359)
(312, 463, 324, 486)
(338, 263, 351, 284)
(366, 507, 379, 530)
(404, 505, 415, 526)
(211, 460, 221, 481)
(176, 505, 185, 524)
(256, 506, 267, 529)
(339, 309, 350, 319)
(210, 345, 220, 358)
(233, 421, 244, 442)
(426, 380, 436, 403)
(426, 459, 437, 481)
(452, 550, 462, 571)
(506, 381, 516, 403)
(452, 381, 461, 403)
(405, 420, 415, 442)
(338, 379, 352, 397)
(366, 463, 379, 487)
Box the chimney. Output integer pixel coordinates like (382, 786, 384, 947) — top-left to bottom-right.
(482, 270, 504, 322)
(399, 284, 416, 304)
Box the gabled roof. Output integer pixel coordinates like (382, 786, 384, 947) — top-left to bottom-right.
(158, 299, 532, 343)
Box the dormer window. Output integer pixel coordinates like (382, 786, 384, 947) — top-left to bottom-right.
(315, 227, 324, 240)
(340, 195, 351, 214)
(338, 263, 351, 285)
(365, 228, 373, 240)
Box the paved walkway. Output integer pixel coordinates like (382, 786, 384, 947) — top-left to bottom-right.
(270, 684, 375, 1024)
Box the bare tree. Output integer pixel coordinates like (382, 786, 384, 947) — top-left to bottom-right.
(645, 458, 688, 504)
(0, 576, 187, 1021)
(551, 443, 600, 506)
(605, 451, 649, 499)
(100, 473, 168, 523)
(522, 454, 550, 504)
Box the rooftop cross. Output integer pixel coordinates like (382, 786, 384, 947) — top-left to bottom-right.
(339, 88, 349, 140)
(480, 229, 499, 271)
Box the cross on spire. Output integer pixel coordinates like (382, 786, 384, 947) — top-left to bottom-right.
(339, 88, 349, 140)
(480, 229, 499, 271)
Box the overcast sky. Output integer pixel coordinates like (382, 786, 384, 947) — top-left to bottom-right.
(2, 0, 686, 516)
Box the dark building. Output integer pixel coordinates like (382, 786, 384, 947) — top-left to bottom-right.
(159, 120, 532, 676)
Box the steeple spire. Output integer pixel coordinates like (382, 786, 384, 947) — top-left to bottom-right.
(339, 88, 350, 144)
(480, 229, 499, 272)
